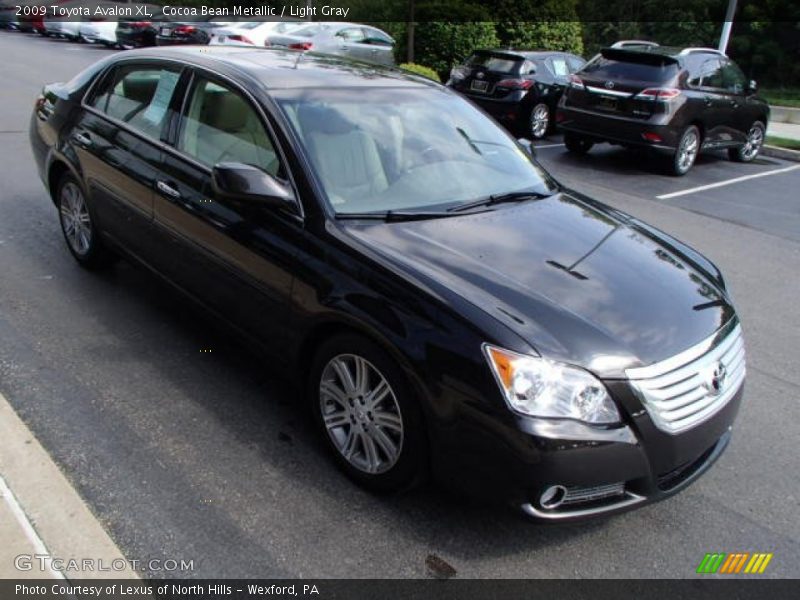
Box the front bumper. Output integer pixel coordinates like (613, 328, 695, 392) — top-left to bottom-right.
(430, 379, 742, 522)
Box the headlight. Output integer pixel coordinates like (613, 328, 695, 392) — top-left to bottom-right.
(484, 345, 621, 424)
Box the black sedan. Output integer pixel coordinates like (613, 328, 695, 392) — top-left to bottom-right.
(447, 49, 585, 139)
(29, 47, 744, 520)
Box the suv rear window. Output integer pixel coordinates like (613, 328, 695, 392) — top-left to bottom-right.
(466, 53, 522, 74)
(583, 52, 679, 83)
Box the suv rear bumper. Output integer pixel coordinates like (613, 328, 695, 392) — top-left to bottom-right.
(558, 105, 681, 152)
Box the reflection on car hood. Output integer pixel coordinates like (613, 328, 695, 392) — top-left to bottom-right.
(341, 191, 735, 377)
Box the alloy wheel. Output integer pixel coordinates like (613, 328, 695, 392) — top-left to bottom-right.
(741, 123, 764, 161)
(529, 103, 549, 139)
(59, 181, 93, 256)
(319, 354, 404, 474)
(676, 128, 699, 174)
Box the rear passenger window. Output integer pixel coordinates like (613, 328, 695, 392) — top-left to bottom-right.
(91, 66, 181, 139)
(177, 77, 280, 176)
(550, 58, 570, 77)
(694, 59, 724, 89)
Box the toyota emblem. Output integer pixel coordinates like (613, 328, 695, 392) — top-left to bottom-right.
(476, 72, 485, 79)
(604, 81, 615, 90)
(702, 361, 728, 396)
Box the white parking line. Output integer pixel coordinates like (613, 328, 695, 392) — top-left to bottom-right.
(534, 143, 566, 149)
(657, 164, 800, 199)
(0, 475, 65, 580)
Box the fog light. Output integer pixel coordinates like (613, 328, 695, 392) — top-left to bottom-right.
(642, 131, 663, 143)
(540, 485, 567, 509)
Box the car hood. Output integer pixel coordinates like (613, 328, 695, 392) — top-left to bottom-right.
(341, 191, 735, 377)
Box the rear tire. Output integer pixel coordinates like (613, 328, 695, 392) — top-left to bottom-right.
(56, 173, 116, 270)
(669, 125, 701, 176)
(728, 121, 765, 163)
(527, 103, 550, 140)
(308, 333, 428, 493)
(564, 131, 594, 155)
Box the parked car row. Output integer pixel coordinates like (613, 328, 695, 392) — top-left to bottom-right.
(446, 40, 769, 174)
(2, 1, 396, 66)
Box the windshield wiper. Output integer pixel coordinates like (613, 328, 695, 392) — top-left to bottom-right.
(336, 210, 456, 222)
(448, 190, 555, 213)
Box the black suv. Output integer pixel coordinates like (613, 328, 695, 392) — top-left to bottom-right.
(447, 49, 585, 139)
(557, 41, 770, 175)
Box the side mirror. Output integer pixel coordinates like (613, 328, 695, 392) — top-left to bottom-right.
(211, 163, 297, 212)
(747, 79, 757, 94)
(517, 138, 536, 158)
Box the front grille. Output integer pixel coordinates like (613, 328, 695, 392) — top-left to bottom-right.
(562, 482, 625, 506)
(626, 321, 745, 434)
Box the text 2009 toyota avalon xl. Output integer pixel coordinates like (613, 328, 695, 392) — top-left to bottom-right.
(30, 47, 744, 520)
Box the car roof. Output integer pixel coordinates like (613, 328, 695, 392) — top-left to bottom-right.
(474, 49, 580, 60)
(114, 46, 435, 90)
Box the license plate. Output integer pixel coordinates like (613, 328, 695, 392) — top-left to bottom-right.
(160, 27, 171, 36)
(470, 80, 489, 93)
(598, 96, 618, 110)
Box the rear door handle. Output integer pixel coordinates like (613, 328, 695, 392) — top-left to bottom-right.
(156, 180, 181, 199)
(73, 132, 92, 146)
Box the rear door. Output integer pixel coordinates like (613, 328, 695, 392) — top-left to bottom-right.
(75, 62, 182, 259)
(150, 71, 300, 350)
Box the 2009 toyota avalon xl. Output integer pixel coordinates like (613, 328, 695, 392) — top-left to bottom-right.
(30, 47, 745, 520)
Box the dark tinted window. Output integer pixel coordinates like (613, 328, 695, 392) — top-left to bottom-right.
(91, 65, 181, 139)
(721, 60, 747, 94)
(695, 59, 724, 88)
(466, 53, 522, 74)
(582, 56, 679, 83)
(337, 27, 366, 43)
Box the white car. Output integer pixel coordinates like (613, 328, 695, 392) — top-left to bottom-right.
(78, 19, 118, 45)
(209, 20, 301, 47)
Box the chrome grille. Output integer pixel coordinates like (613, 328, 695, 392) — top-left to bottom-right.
(626, 322, 745, 434)
(562, 482, 625, 505)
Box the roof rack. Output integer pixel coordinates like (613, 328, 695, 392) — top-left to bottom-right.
(610, 40, 660, 49)
(678, 47, 727, 57)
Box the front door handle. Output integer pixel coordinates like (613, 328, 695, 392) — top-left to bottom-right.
(156, 180, 181, 199)
(73, 132, 92, 146)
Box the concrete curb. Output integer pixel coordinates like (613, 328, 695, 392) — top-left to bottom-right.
(762, 144, 800, 163)
(0, 391, 139, 580)
(771, 105, 800, 125)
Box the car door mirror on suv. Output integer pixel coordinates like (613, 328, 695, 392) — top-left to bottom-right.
(211, 163, 297, 212)
(747, 80, 758, 94)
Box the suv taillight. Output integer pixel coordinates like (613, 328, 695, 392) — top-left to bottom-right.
(288, 41, 313, 51)
(228, 34, 254, 44)
(496, 79, 533, 90)
(568, 74, 584, 89)
(634, 88, 681, 102)
(174, 25, 197, 35)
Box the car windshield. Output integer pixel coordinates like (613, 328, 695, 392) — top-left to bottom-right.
(275, 87, 553, 214)
(466, 53, 522, 74)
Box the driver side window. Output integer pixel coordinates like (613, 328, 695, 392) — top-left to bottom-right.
(177, 77, 280, 177)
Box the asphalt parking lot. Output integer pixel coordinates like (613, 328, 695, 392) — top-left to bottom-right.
(1, 31, 799, 579)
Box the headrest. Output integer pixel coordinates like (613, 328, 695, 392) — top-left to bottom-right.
(298, 104, 356, 136)
(201, 91, 250, 133)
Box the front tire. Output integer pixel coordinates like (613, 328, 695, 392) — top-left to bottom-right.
(563, 131, 594, 154)
(670, 125, 701, 176)
(309, 334, 427, 493)
(729, 121, 765, 163)
(56, 173, 116, 269)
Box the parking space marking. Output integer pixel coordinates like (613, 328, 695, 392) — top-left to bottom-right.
(534, 143, 566, 149)
(656, 164, 800, 200)
(0, 475, 65, 580)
